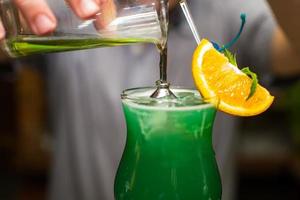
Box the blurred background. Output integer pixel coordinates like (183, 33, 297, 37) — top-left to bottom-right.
(1, 52, 300, 200)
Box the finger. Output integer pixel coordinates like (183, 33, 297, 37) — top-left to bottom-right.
(94, 0, 117, 29)
(0, 22, 5, 40)
(66, 0, 102, 19)
(13, 0, 57, 35)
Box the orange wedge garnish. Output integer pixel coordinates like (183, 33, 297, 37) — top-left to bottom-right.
(192, 39, 274, 116)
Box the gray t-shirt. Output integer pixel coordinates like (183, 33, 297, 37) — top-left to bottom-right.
(47, 0, 275, 199)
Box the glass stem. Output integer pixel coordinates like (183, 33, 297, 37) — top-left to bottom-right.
(150, 0, 176, 99)
(159, 46, 167, 82)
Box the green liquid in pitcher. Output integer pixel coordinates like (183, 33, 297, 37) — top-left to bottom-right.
(3, 35, 158, 57)
(115, 88, 222, 200)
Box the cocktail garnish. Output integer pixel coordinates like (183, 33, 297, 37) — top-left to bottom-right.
(192, 39, 274, 116)
(212, 13, 246, 52)
(223, 49, 258, 100)
(223, 48, 237, 66)
(212, 13, 258, 101)
(241, 67, 258, 100)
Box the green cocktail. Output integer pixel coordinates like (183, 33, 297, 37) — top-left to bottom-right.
(115, 87, 221, 200)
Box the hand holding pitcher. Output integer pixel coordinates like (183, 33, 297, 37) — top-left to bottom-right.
(0, 0, 167, 57)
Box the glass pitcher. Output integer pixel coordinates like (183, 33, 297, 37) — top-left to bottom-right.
(0, 0, 168, 57)
(115, 87, 222, 199)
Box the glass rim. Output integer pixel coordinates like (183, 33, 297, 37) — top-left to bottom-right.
(121, 86, 219, 110)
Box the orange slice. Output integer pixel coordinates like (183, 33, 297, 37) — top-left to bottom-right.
(192, 39, 274, 116)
